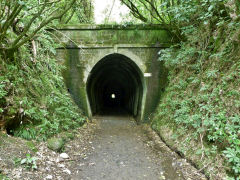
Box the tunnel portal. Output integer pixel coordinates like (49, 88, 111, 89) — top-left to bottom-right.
(87, 54, 144, 117)
(55, 24, 172, 122)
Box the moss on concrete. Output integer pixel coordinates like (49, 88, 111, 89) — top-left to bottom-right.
(53, 24, 172, 48)
(55, 24, 173, 122)
(55, 24, 170, 30)
(62, 48, 89, 116)
(143, 48, 169, 122)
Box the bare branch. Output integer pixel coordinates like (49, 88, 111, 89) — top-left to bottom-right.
(106, 0, 116, 23)
(11, 1, 47, 47)
(1, 3, 23, 33)
(31, 40, 37, 62)
(144, 0, 167, 23)
(10, 0, 77, 50)
(65, 9, 75, 24)
(120, 0, 148, 22)
(39, 0, 61, 5)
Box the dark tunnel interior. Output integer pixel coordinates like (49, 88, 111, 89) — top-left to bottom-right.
(87, 54, 144, 117)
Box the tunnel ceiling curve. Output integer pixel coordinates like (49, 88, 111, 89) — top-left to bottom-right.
(87, 53, 144, 117)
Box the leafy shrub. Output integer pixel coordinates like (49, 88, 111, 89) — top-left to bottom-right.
(14, 154, 38, 170)
(0, 30, 86, 141)
(153, 1, 240, 178)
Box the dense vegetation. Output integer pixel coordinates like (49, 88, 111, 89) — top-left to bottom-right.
(0, 0, 239, 179)
(121, 0, 240, 179)
(0, 0, 93, 140)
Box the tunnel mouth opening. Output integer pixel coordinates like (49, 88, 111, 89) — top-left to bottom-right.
(87, 53, 144, 118)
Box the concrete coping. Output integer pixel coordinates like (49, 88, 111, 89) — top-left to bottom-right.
(49, 24, 170, 31)
(57, 43, 172, 49)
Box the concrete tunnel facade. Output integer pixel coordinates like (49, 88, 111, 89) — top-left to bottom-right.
(86, 53, 145, 119)
(54, 24, 172, 122)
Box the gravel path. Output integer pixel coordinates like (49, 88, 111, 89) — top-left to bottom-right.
(72, 115, 184, 180)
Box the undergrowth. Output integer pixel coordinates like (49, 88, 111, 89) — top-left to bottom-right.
(152, 1, 240, 179)
(0, 30, 86, 141)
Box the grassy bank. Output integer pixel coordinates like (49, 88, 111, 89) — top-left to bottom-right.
(152, 17, 240, 179)
(0, 31, 86, 141)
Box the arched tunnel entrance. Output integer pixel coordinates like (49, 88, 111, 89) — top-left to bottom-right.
(87, 53, 145, 118)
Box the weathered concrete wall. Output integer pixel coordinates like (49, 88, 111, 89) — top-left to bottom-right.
(54, 24, 172, 47)
(54, 24, 172, 122)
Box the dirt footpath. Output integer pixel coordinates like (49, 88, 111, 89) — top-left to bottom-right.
(72, 115, 206, 180)
(0, 115, 206, 180)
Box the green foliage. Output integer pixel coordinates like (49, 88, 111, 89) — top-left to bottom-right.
(0, 0, 78, 53)
(0, 29, 86, 141)
(0, 78, 8, 113)
(156, 40, 240, 178)
(25, 141, 38, 152)
(0, 174, 10, 180)
(14, 154, 38, 170)
(0, 0, 93, 62)
(68, 0, 94, 24)
(0, 0, 87, 140)
(223, 147, 240, 174)
(150, 0, 240, 178)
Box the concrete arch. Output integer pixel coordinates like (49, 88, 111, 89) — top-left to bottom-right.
(83, 49, 146, 83)
(86, 53, 146, 120)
